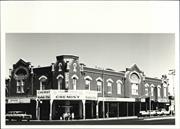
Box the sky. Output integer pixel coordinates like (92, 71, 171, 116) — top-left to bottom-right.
(6, 33, 175, 79)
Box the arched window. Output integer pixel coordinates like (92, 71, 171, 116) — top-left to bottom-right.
(71, 74, 79, 90)
(164, 87, 167, 97)
(56, 74, 64, 90)
(16, 80, 24, 93)
(66, 61, 70, 70)
(107, 78, 113, 94)
(132, 83, 138, 95)
(96, 77, 103, 93)
(84, 76, 92, 90)
(144, 83, 149, 96)
(157, 85, 161, 97)
(116, 80, 123, 95)
(73, 63, 77, 72)
(39, 75, 47, 90)
(58, 63, 62, 71)
(150, 84, 155, 96)
(163, 83, 167, 97)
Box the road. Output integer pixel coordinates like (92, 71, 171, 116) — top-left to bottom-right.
(6, 117, 175, 125)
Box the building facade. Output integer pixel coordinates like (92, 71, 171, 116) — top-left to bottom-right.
(6, 55, 169, 120)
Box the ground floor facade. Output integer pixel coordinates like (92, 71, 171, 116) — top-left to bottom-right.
(6, 90, 169, 120)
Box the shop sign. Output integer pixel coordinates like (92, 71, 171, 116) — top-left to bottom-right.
(52, 90, 97, 100)
(98, 97, 135, 102)
(7, 98, 30, 103)
(84, 91, 98, 100)
(158, 98, 169, 103)
(19, 99, 30, 103)
(37, 90, 51, 99)
(37, 90, 98, 100)
(55, 95, 80, 99)
(8, 99, 19, 103)
(53, 90, 81, 100)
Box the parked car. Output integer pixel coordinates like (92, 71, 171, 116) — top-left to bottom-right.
(156, 110, 163, 116)
(138, 110, 160, 117)
(138, 111, 149, 117)
(6, 111, 32, 122)
(161, 109, 170, 115)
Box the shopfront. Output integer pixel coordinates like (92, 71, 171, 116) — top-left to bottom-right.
(36, 90, 98, 120)
(6, 97, 37, 120)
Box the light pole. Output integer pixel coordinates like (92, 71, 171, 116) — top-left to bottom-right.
(168, 69, 175, 116)
(168, 69, 175, 97)
(138, 91, 152, 117)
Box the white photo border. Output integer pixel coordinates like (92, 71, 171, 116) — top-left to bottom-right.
(1, 1, 179, 129)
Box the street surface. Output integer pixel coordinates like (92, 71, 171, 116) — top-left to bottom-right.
(6, 116, 175, 125)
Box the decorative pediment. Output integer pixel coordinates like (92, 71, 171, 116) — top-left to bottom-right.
(13, 59, 30, 69)
(126, 64, 143, 74)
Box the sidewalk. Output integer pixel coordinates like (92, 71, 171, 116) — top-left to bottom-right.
(78, 116, 138, 121)
(31, 116, 138, 122)
(141, 116, 175, 121)
(31, 115, 175, 122)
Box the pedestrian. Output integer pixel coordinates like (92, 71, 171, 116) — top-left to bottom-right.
(71, 112, 74, 120)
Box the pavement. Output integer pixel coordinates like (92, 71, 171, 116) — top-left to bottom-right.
(142, 116, 175, 121)
(6, 115, 175, 125)
(34, 116, 138, 122)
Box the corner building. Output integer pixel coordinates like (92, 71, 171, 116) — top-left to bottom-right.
(6, 55, 169, 120)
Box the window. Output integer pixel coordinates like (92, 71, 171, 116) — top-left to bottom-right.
(16, 80, 24, 93)
(72, 78, 77, 90)
(151, 87, 154, 96)
(164, 87, 167, 97)
(85, 79, 91, 90)
(84, 76, 92, 90)
(71, 74, 79, 90)
(97, 80, 102, 93)
(96, 77, 103, 93)
(107, 82, 112, 94)
(116, 80, 122, 95)
(66, 61, 70, 70)
(132, 83, 138, 95)
(73, 63, 77, 72)
(145, 88, 148, 96)
(39, 75, 47, 90)
(144, 83, 149, 96)
(57, 74, 64, 90)
(107, 79, 113, 94)
(58, 63, 62, 71)
(157, 85, 161, 97)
